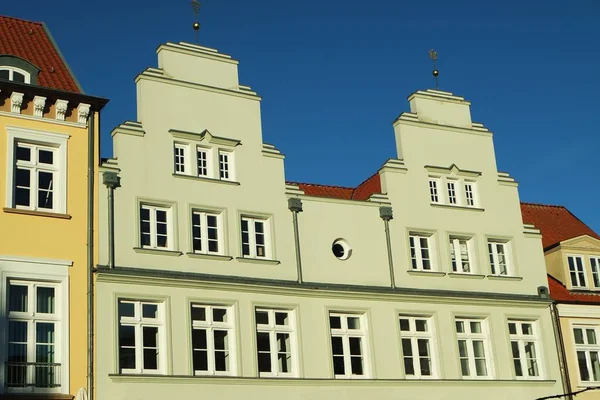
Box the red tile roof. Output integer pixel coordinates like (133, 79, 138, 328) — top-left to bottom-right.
(548, 274, 600, 304)
(520, 203, 600, 250)
(288, 173, 382, 201)
(0, 15, 80, 92)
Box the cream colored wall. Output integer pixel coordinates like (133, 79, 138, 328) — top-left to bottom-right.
(558, 309, 600, 399)
(0, 111, 95, 396)
(550, 236, 600, 289)
(96, 278, 562, 400)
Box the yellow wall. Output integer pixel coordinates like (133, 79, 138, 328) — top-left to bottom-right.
(0, 110, 99, 396)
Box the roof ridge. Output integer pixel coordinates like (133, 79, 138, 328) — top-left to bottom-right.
(520, 202, 566, 209)
(0, 15, 43, 26)
(287, 181, 355, 190)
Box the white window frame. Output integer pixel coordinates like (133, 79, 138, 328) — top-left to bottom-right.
(191, 210, 223, 255)
(196, 146, 211, 178)
(0, 67, 31, 83)
(573, 325, 600, 384)
(4, 280, 63, 393)
(399, 315, 436, 378)
(240, 216, 272, 259)
(449, 235, 476, 274)
(173, 143, 189, 175)
(455, 317, 492, 379)
(409, 233, 435, 271)
(255, 308, 297, 378)
(464, 181, 476, 207)
(590, 257, 600, 289)
(568, 255, 587, 289)
(488, 240, 511, 276)
(139, 204, 174, 250)
(446, 180, 458, 205)
(329, 312, 369, 379)
(190, 304, 236, 376)
(508, 320, 542, 379)
(5, 127, 68, 214)
(218, 150, 235, 181)
(428, 178, 441, 203)
(117, 300, 165, 375)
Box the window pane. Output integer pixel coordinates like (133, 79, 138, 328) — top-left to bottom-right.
(591, 352, 600, 381)
(258, 352, 271, 373)
(9, 284, 28, 312)
(331, 336, 344, 355)
(214, 330, 228, 351)
(416, 319, 428, 332)
(119, 348, 135, 370)
(522, 323, 533, 336)
(119, 301, 135, 318)
(193, 350, 208, 371)
(257, 332, 270, 352)
(9, 321, 27, 343)
(475, 359, 488, 376)
(36, 323, 55, 345)
(329, 316, 341, 329)
(333, 356, 345, 375)
(275, 312, 289, 326)
(402, 338, 413, 357)
(119, 325, 135, 347)
(277, 333, 290, 353)
(191, 306, 206, 322)
(36, 287, 55, 314)
(13, 71, 25, 83)
(455, 321, 465, 333)
(587, 329, 597, 345)
(143, 327, 158, 348)
(15, 186, 30, 207)
(578, 351, 590, 381)
(349, 337, 362, 356)
(473, 341, 486, 358)
(574, 328, 585, 344)
(38, 149, 54, 165)
(142, 304, 158, 319)
(215, 350, 228, 371)
(508, 323, 517, 335)
(156, 210, 167, 223)
(213, 308, 227, 323)
(404, 358, 415, 375)
(347, 317, 360, 330)
(350, 356, 363, 375)
(458, 340, 468, 357)
(143, 349, 158, 370)
(0, 69, 10, 80)
(256, 310, 269, 325)
(192, 329, 207, 350)
(460, 359, 470, 376)
(278, 352, 291, 374)
(399, 318, 410, 332)
(470, 321, 482, 334)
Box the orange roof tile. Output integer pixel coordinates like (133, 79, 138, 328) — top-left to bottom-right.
(520, 203, 600, 250)
(548, 274, 600, 304)
(288, 173, 382, 201)
(0, 15, 80, 92)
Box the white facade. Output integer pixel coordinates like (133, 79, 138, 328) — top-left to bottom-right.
(96, 42, 564, 399)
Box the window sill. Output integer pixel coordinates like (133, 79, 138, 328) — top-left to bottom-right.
(448, 272, 486, 279)
(406, 270, 446, 277)
(186, 252, 233, 261)
(172, 173, 240, 186)
(133, 247, 183, 257)
(430, 203, 484, 212)
(0, 394, 73, 400)
(235, 257, 281, 266)
(486, 275, 523, 281)
(3, 207, 71, 219)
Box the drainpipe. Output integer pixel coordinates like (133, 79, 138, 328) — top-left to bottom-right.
(550, 301, 573, 400)
(86, 111, 95, 400)
(102, 172, 121, 268)
(379, 206, 395, 289)
(288, 198, 303, 284)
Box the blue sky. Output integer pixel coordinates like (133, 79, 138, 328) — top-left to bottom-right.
(4, 0, 600, 231)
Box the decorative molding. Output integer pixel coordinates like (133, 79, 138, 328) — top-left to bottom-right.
(425, 164, 482, 178)
(3, 207, 71, 220)
(486, 275, 524, 281)
(33, 95, 47, 117)
(133, 248, 183, 257)
(10, 92, 24, 113)
(431, 203, 485, 212)
(557, 304, 600, 318)
(406, 270, 446, 277)
(0, 110, 85, 128)
(172, 173, 240, 186)
(55, 99, 69, 121)
(0, 254, 73, 267)
(77, 103, 91, 124)
(235, 257, 281, 266)
(447, 272, 486, 280)
(169, 128, 241, 147)
(186, 252, 233, 261)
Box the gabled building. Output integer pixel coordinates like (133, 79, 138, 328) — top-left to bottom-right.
(96, 41, 564, 399)
(0, 15, 107, 399)
(522, 203, 600, 398)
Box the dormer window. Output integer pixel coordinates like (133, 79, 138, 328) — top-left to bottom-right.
(568, 255, 587, 289)
(0, 67, 31, 84)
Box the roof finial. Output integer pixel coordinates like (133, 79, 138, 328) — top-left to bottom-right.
(429, 49, 440, 89)
(191, 0, 201, 44)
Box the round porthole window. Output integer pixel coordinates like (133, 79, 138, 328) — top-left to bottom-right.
(332, 239, 352, 260)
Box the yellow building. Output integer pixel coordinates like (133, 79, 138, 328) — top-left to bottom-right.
(0, 15, 107, 399)
(522, 203, 600, 399)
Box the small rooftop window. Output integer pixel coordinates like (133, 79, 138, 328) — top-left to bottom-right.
(0, 66, 30, 84)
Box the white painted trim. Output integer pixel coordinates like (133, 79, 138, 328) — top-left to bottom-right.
(0, 255, 72, 267)
(557, 304, 600, 319)
(5, 126, 69, 214)
(0, 111, 86, 128)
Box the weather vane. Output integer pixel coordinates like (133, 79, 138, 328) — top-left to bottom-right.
(191, 0, 201, 44)
(429, 49, 440, 89)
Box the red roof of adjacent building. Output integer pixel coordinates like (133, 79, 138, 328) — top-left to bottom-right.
(520, 203, 600, 250)
(0, 15, 80, 92)
(548, 274, 600, 304)
(288, 173, 382, 201)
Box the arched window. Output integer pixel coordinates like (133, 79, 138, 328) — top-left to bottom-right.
(0, 66, 31, 84)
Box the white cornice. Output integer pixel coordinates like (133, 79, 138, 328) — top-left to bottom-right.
(557, 304, 600, 318)
(157, 42, 239, 65)
(0, 254, 72, 266)
(393, 116, 493, 137)
(0, 111, 86, 128)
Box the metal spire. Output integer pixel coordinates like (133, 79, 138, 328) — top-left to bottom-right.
(191, 0, 201, 44)
(429, 49, 440, 89)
